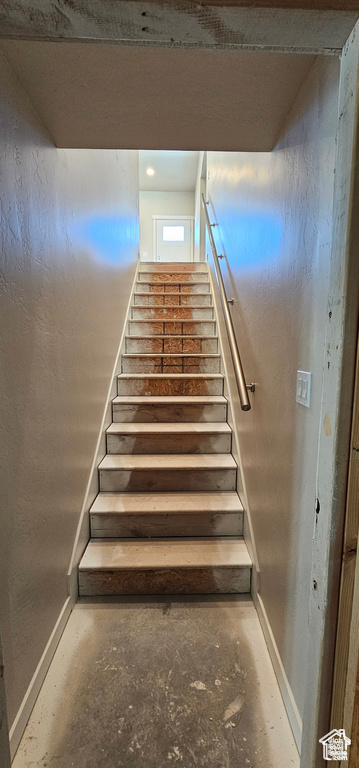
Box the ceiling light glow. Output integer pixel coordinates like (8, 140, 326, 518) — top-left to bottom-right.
(146, 167, 155, 176)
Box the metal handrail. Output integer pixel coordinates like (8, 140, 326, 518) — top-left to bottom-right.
(201, 194, 255, 412)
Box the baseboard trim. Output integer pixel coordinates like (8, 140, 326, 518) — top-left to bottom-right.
(254, 591, 302, 753)
(9, 596, 73, 759)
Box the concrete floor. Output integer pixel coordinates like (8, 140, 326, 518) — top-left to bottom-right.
(13, 596, 299, 768)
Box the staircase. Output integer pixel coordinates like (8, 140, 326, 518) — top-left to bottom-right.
(78, 262, 252, 595)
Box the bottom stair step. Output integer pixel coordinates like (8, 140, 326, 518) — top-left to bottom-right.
(78, 537, 252, 595)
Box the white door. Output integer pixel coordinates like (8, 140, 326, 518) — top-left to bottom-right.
(154, 217, 193, 262)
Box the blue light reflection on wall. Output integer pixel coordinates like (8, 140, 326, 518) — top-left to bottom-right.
(213, 205, 283, 270)
(76, 213, 139, 266)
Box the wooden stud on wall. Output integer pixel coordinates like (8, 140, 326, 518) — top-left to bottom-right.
(331, 336, 359, 735)
(0, 0, 358, 53)
(300, 21, 359, 768)
(0, 634, 11, 768)
(349, 657, 359, 766)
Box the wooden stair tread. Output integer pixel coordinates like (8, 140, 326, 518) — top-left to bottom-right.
(136, 286, 210, 292)
(112, 395, 226, 404)
(138, 268, 208, 275)
(134, 291, 211, 297)
(138, 279, 209, 285)
(138, 276, 209, 281)
(79, 537, 251, 570)
(133, 305, 213, 309)
(127, 335, 217, 340)
(123, 352, 219, 358)
(122, 353, 220, 358)
(129, 319, 214, 324)
(118, 373, 223, 379)
(137, 280, 209, 284)
(139, 263, 207, 271)
(91, 492, 243, 515)
(106, 422, 231, 435)
(138, 269, 209, 285)
(99, 454, 236, 470)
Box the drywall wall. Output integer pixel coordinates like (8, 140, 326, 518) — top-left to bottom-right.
(0, 52, 139, 741)
(139, 191, 194, 261)
(207, 55, 340, 733)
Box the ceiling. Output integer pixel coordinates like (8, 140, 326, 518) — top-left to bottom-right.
(0, 40, 316, 152)
(139, 151, 199, 192)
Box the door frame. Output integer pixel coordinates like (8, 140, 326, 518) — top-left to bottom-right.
(300, 25, 359, 767)
(152, 215, 194, 263)
(330, 332, 359, 766)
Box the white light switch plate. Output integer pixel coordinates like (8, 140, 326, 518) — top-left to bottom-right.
(296, 371, 312, 408)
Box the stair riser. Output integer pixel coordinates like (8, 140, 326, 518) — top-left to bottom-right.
(122, 358, 221, 374)
(132, 307, 213, 321)
(125, 337, 218, 354)
(138, 273, 208, 284)
(112, 402, 227, 423)
(139, 263, 206, 273)
(79, 565, 251, 596)
(99, 467, 237, 492)
(128, 321, 216, 336)
(136, 282, 210, 295)
(106, 433, 231, 455)
(90, 512, 243, 538)
(133, 294, 212, 307)
(117, 377, 223, 396)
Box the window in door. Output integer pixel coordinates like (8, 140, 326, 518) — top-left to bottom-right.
(153, 217, 194, 262)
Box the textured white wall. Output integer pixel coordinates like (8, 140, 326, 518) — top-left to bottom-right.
(139, 191, 194, 260)
(0, 54, 139, 729)
(207, 56, 339, 724)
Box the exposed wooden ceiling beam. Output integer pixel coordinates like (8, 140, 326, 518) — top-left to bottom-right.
(0, 1, 358, 53)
